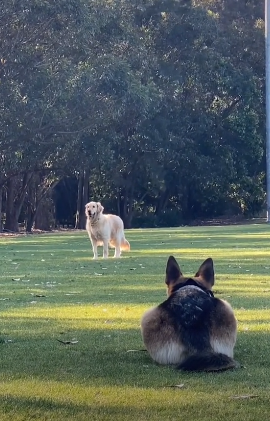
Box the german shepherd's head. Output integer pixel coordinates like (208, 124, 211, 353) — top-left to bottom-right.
(141, 255, 238, 371)
(165, 256, 214, 296)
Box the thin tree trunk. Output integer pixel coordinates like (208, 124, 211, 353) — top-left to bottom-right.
(75, 170, 89, 229)
(119, 186, 134, 228)
(75, 172, 84, 229)
(81, 168, 89, 227)
(0, 185, 3, 233)
(26, 210, 35, 233)
(5, 178, 18, 232)
(155, 188, 171, 216)
(25, 176, 35, 233)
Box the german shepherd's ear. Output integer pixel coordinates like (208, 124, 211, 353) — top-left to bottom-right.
(96, 202, 104, 214)
(195, 258, 215, 286)
(165, 256, 182, 285)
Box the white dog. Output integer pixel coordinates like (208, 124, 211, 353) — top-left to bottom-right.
(85, 201, 130, 259)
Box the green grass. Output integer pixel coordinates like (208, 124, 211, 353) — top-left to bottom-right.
(1, 224, 270, 420)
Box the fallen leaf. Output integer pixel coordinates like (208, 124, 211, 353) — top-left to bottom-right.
(56, 339, 79, 345)
(231, 395, 259, 399)
(126, 349, 147, 353)
(167, 384, 185, 389)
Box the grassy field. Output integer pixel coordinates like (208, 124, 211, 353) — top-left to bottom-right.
(0, 224, 270, 420)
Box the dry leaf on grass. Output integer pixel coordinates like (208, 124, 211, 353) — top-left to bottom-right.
(126, 349, 147, 353)
(231, 395, 259, 399)
(56, 339, 79, 345)
(166, 384, 185, 389)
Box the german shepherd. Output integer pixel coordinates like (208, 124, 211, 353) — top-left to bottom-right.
(141, 256, 238, 372)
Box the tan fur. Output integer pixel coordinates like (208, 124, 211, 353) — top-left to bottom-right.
(85, 201, 130, 259)
(141, 306, 186, 365)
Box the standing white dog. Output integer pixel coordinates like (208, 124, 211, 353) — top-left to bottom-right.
(85, 201, 130, 259)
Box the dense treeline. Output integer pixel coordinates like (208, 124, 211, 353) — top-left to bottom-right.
(0, 0, 265, 231)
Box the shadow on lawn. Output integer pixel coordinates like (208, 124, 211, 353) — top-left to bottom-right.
(0, 392, 269, 421)
(0, 319, 269, 388)
(0, 395, 178, 420)
(0, 284, 268, 307)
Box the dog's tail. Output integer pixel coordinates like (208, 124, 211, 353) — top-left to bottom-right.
(120, 238, 130, 251)
(178, 352, 238, 372)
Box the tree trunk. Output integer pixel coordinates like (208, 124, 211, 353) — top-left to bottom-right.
(75, 172, 83, 229)
(82, 168, 89, 226)
(118, 186, 134, 228)
(5, 178, 18, 232)
(26, 209, 35, 233)
(34, 197, 54, 230)
(25, 176, 35, 233)
(0, 185, 3, 233)
(155, 188, 171, 216)
(27, 174, 59, 232)
(75, 169, 89, 229)
(5, 172, 33, 232)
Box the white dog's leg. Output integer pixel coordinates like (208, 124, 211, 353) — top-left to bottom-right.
(114, 243, 121, 258)
(90, 238, 98, 259)
(103, 239, 109, 258)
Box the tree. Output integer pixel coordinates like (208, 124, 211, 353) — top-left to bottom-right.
(0, 0, 265, 230)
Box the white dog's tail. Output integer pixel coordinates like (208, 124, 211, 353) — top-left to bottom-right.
(120, 238, 130, 251)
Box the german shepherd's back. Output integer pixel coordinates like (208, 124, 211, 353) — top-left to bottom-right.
(141, 256, 238, 372)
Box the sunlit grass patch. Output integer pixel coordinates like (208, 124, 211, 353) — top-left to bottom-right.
(1, 224, 270, 420)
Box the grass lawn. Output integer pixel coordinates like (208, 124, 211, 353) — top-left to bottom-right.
(0, 223, 270, 420)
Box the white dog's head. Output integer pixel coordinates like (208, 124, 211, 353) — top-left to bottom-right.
(85, 201, 104, 220)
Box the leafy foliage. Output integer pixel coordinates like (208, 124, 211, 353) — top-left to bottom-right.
(0, 0, 265, 230)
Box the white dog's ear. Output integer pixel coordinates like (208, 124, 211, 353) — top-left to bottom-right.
(96, 202, 104, 213)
